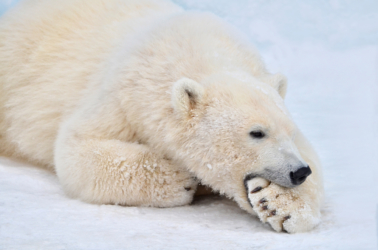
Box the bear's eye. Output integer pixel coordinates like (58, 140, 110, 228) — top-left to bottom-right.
(250, 130, 265, 139)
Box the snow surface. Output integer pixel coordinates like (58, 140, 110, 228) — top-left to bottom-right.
(1, 0, 378, 249)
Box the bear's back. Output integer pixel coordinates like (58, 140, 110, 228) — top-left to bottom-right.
(0, 0, 181, 166)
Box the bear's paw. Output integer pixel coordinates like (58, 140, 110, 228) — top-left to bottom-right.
(246, 177, 320, 233)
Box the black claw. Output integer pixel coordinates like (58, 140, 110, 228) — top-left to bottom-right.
(251, 186, 262, 193)
(270, 210, 276, 216)
(185, 187, 191, 191)
(262, 205, 268, 210)
(283, 215, 291, 221)
(259, 198, 267, 203)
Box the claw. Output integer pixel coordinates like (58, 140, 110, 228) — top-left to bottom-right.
(184, 187, 191, 191)
(269, 210, 276, 216)
(251, 186, 262, 193)
(283, 215, 291, 221)
(262, 205, 268, 210)
(259, 198, 267, 203)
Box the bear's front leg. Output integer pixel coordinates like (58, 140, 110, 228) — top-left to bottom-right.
(55, 138, 197, 207)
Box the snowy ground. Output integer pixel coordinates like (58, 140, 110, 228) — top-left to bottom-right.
(1, 0, 378, 249)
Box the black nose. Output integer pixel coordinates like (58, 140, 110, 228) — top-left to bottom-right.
(290, 166, 312, 185)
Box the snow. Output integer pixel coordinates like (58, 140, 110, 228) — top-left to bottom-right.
(1, 0, 378, 249)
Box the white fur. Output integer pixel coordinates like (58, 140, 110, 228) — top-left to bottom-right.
(0, 0, 323, 232)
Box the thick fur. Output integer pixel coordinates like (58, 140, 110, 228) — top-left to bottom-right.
(0, 0, 323, 232)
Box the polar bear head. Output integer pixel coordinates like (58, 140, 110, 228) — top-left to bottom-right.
(171, 73, 311, 208)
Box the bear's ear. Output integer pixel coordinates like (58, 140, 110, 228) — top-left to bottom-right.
(266, 73, 288, 99)
(171, 78, 205, 117)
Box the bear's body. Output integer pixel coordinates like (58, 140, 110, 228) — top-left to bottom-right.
(0, 0, 323, 233)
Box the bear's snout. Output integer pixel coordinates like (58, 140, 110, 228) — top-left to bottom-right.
(290, 166, 312, 185)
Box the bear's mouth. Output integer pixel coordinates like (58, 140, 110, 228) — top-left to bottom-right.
(243, 173, 257, 208)
(243, 173, 256, 190)
(242, 165, 312, 199)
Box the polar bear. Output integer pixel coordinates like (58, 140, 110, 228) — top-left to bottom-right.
(0, 0, 323, 233)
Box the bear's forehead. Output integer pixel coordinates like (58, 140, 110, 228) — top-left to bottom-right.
(203, 74, 292, 129)
(206, 102, 293, 131)
(206, 76, 280, 106)
(209, 89, 287, 117)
